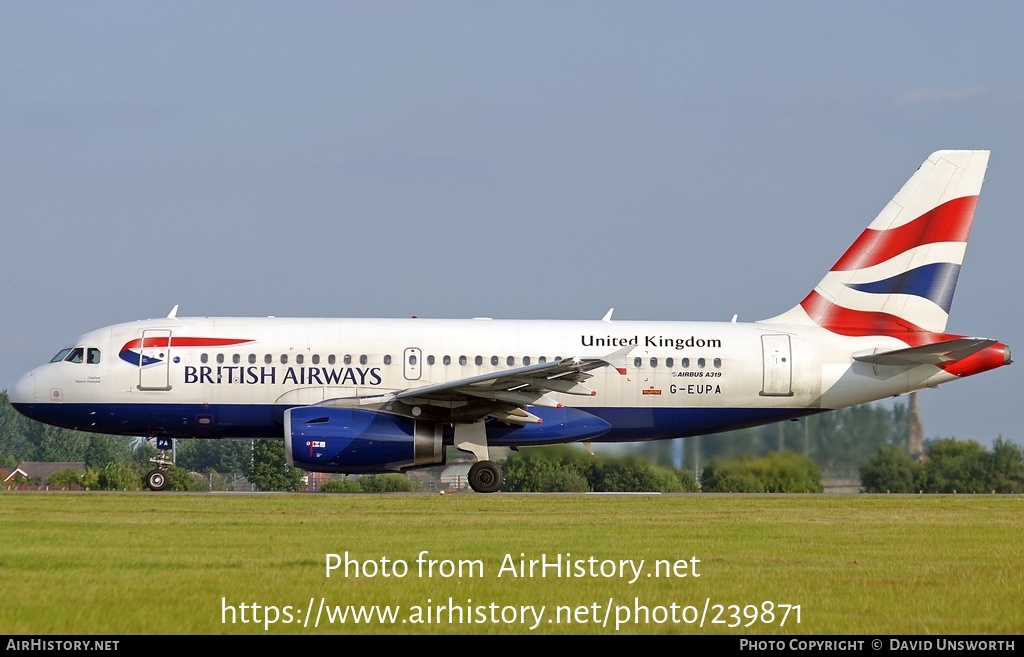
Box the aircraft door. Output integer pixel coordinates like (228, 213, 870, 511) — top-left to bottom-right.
(138, 329, 172, 391)
(404, 347, 422, 381)
(760, 334, 793, 397)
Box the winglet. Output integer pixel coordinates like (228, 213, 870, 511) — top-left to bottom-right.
(602, 308, 614, 322)
(167, 305, 179, 319)
(599, 344, 634, 375)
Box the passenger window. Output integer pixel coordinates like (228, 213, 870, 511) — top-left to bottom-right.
(217, 354, 225, 364)
(714, 358, 722, 368)
(232, 354, 241, 364)
(682, 358, 690, 368)
(328, 355, 336, 365)
(344, 355, 352, 365)
(539, 356, 547, 364)
(281, 354, 288, 364)
(312, 354, 320, 365)
(459, 356, 467, 366)
(650, 358, 658, 368)
(507, 356, 515, 366)
(491, 356, 499, 366)
(265, 354, 272, 364)
(409, 355, 418, 366)
(427, 355, 435, 366)
(359, 355, 367, 365)
(443, 355, 451, 366)
(698, 358, 706, 368)
(201, 353, 209, 364)
(523, 356, 531, 366)
(248, 354, 256, 364)
(666, 357, 674, 367)
(475, 356, 483, 366)
(384, 355, 392, 365)
(296, 354, 304, 365)
(633, 357, 642, 368)
(87, 348, 101, 364)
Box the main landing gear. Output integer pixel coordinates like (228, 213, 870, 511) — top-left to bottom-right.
(455, 421, 505, 493)
(468, 460, 504, 493)
(145, 437, 173, 491)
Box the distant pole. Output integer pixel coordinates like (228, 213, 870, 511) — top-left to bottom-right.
(777, 422, 785, 451)
(692, 436, 701, 483)
(908, 392, 924, 459)
(803, 416, 810, 456)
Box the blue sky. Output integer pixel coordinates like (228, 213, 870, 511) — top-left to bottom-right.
(2, 2, 1021, 445)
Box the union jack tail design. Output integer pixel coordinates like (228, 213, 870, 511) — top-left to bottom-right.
(764, 150, 990, 343)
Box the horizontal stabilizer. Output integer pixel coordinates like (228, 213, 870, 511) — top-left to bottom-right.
(853, 338, 997, 366)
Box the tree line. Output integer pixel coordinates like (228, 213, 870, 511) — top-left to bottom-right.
(636, 403, 910, 478)
(4, 390, 1022, 493)
(498, 447, 823, 493)
(860, 438, 1024, 493)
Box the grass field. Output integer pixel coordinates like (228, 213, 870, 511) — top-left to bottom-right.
(1, 492, 1021, 635)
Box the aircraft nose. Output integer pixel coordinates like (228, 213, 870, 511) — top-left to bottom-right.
(10, 370, 36, 404)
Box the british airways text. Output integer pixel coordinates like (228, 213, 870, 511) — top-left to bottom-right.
(183, 366, 383, 386)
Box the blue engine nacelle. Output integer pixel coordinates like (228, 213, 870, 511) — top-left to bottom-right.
(284, 407, 444, 473)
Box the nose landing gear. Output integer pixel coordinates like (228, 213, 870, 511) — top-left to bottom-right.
(144, 437, 173, 491)
(145, 467, 169, 491)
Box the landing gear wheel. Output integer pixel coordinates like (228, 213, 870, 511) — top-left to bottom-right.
(146, 469, 169, 491)
(468, 460, 504, 493)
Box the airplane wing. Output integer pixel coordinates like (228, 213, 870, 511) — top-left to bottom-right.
(853, 338, 997, 366)
(320, 353, 623, 425)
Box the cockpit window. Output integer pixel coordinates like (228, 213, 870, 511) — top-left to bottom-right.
(50, 348, 73, 363)
(87, 348, 101, 364)
(66, 348, 84, 364)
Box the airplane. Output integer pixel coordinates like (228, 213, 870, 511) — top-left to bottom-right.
(8, 150, 1011, 493)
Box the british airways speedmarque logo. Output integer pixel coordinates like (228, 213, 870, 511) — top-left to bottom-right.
(119, 337, 255, 367)
(801, 195, 977, 344)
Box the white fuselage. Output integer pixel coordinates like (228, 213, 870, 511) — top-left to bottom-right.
(10, 315, 957, 443)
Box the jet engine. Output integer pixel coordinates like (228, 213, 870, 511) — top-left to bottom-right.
(284, 407, 444, 473)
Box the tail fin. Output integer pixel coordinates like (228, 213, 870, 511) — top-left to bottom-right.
(763, 150, 990, 338)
